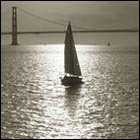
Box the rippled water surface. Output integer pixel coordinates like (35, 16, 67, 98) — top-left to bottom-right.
(1, 45, 139, 139)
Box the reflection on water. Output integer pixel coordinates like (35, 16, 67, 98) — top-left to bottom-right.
(1, 45, 139, 139)
(64, 85, 82, 118)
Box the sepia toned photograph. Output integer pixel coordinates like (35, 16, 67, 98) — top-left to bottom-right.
(1, 1, 139, 139)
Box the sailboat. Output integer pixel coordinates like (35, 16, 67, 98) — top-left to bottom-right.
(61, 22, 83, 86)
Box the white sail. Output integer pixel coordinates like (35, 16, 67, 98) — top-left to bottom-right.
(64, 22, 82, 76)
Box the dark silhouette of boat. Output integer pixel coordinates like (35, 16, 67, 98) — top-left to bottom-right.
(107, 42, 110, 46)
(61, 22, 83, 86)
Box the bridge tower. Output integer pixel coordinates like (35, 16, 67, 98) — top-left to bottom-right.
(11, 6, 18, 45)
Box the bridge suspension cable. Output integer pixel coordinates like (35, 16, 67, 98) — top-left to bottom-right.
(17, 7, 91, 30)
(1, 6, 139, 34)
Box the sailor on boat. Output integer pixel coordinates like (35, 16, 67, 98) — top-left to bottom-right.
(61, 22, 83, 86)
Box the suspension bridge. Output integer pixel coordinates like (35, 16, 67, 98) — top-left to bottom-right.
(1, 6, 139, 45)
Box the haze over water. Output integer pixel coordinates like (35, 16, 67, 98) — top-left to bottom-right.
(1, 32, 139, 139)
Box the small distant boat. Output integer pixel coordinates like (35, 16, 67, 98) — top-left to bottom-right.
(61, 22, 83, 86)
(107, 42, 110, 46)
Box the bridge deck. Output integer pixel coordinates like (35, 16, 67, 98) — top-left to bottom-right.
(1, 30, 139, 35)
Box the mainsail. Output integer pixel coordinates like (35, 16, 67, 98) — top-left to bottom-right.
(64, 22, 82, 76)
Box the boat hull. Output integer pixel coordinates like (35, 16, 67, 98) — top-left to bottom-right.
(61, 75, 83, 86)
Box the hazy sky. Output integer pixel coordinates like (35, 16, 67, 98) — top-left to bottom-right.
(1, 1, 139, 31)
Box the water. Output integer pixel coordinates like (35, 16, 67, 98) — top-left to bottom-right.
(1, 44, 139, 139)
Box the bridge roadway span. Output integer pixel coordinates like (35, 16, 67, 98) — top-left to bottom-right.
(1, 30, 139, 35)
